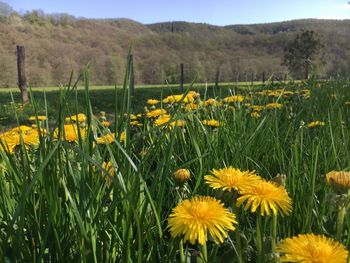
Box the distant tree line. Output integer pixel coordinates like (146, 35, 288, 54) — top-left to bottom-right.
(0, 2, 349, 87)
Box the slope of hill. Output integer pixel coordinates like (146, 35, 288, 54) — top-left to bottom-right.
(0, 13, 349, 87)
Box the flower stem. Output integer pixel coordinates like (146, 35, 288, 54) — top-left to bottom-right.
(179, 239, 185, 263)
(197, 242, 208, 263)
(336, 205, 346, 241)
(235, 224, 244, 263)
(231, 204, 243, 263)
(256, 213, 263, 263)
(271, 214, 277, 252)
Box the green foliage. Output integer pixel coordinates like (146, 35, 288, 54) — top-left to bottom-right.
(0, 56, 350, 261)
(283, 30, 323, 79)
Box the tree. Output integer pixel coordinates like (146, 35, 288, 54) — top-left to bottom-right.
(283, 30, 323, 79)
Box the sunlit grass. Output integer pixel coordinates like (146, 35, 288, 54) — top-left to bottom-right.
(0, 57, 350, 262)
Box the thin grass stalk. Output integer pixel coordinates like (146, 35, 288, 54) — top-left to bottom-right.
(336, 206, 346, 241)
(256, 213, 263, 263)
(271, 214, 277, 252)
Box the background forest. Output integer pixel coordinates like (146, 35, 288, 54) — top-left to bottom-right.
(0, 2, 350, 87)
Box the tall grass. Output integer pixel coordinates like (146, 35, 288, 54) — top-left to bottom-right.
(0, 56, 350, 262)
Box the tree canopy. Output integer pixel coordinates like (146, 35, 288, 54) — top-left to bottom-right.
(283, 30, 323, 79)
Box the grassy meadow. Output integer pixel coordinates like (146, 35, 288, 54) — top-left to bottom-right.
(0, 60, 350, 262)
(0, 82, 262, 131)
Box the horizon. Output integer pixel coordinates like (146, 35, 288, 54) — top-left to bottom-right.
(4, 0, 350, 26)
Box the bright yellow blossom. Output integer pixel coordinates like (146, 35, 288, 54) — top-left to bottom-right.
(167, 196, 237, 245)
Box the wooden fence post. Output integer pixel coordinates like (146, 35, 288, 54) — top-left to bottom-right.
(215, 66, 220, 89)
(16, 45, 29, 104)
(262, 71, 265, 84)
(180, 63, 184, 90)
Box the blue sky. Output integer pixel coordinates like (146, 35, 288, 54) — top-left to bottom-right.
(5, 0, 350, 25)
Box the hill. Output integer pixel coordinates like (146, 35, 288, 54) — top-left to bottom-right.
(0, 11, 349, 87)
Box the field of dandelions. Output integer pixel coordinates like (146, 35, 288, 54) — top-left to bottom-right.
(1, 58, 350, 262)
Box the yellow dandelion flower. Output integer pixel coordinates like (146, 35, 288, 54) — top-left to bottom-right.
(102, 161, 115, 176)
(202, 119, 223, 127)
(97, 131, 125, 143)
(22, 131, 40, 146)
(251, 105, 265, 112)
(54, 124, 86, 142)
(204, 98, 220, 106)
(97, 133, 115, 144)
(130, 114, 137, 120)
(223, 95, 244, 103)
(205, 167, 262, 193)
(11, 125, 32, 132)
(102, 161, 115, 185)
(301, 89, 311, 99)
(163, 93, 196, 104)
(236, 180, 292, 216)
(124, 113, 137, 120)
(326, 171, 350, 194)
(0, 133, 20, 154)
(130, 120, 143, 127)
(101, 121, 110, 127)
(147, 99, 160, 105)
(251, 112, 261, 118)
(308, 121, 325, 128)
(146, 109, 167, 118)
(276, 234, 348, 263)
(173, 169, 190, 184)
(188, 90, 200, 98)
(171, 119, 186, 128)
(28, 115, 47, 121)
(167, 196, 237, 245)
(265, 102, 283, 110)
(162, 95, 180, 104)
(154, 114, 171, 126)
(65, 113, 86, 123)
(183, 103, 198, 112)
(119, 131, 126, 142)
(268, 91, 279, 98)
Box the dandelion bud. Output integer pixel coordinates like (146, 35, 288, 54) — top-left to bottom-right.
(326, 171, 350, 194)
(173, 169, 190, 184)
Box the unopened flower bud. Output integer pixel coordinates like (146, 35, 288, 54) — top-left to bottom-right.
(173, 169, 190, 184)
(326, 171, 350, 194)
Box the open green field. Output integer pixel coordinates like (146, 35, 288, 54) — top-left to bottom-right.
(0, 82, 273, 131)
(0, 82, 265, 93)
(1, 67, 350, 262)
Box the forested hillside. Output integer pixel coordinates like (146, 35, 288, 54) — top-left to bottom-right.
(0, 10, 349, 87)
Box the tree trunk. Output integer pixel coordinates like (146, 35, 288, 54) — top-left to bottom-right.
(305, 63, 309, 80)
(17, 45, 29, 104)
